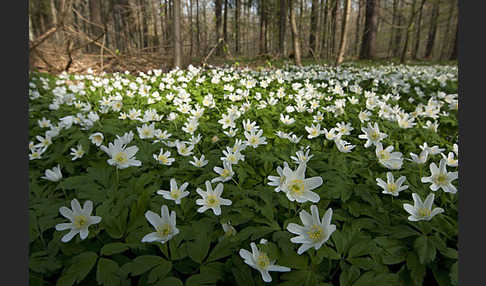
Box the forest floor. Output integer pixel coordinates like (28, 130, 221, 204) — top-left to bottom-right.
(29, 43, 457, 75)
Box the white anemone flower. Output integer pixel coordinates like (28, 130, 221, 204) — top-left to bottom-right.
(239, 242, 291, 283)
(157, 179, 190, 204)
(41, 164, 63, 182)
(375, 143, 403, 170)
(153, 148, 175, 166)
(409, 150, 429, 164)
(358, 122, 388, 148)
(290, 149, 314, 165)
(244, 129, 267, 148)
(175, 141, 194, 156)
(267, 161, 290, 193)
(195, 181, 232, 216)
(70, 144, 85, 161)
(376, 172, 408, 196)
(305, 123, 322, 139)
(55, 199, 102, 243)
(281, 163, 322, 203)
(190, 154, 209, 167)
(421, 159, 458, 194)
(141, 205, 179, 244)
(287, 205, 336, 255)
(89, 132, 104, 146)
(212, 160, 235, 183)
(441, 152, 458, 167)
(403, 193, 444, 221)
(100, 139, 141, 169)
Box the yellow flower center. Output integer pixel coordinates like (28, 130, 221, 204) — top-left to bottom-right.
(221, 169, 231, 178)
(73, 215, 88, 229)
(418, 208, 431, 217)
(307, 224, 324, 242)
(206, 195, 220, 207)
(256, 253, 270, 270)
(370, 131, 380, 141)
(387, 183, 398, 193)
(114, 152, 128, 164)
(158, 155, 168, 164)
(378, 150, 390, 161)
(143, 129, 151, 136)
(250, 137, 258, 145)
(170, 189, 181, 199)
(434, 174, 448, 185)
(156, 223, 172, 237)
(289, 179, 305, 195)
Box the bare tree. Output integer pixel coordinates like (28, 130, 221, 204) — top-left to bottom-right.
(173, 0, 182, 67)
(336, 0, 352, 65)
(289, 0, 302, 66)
(309, 0, 319, 57)
(359, 0, 378, 59)
(278, 0, 287, 55)
(235, 0, 240, 54)
(424, 0, 439, 58)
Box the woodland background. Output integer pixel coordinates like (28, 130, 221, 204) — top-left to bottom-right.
(28, 0, 458, 73)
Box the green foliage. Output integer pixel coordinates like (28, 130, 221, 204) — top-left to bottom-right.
(28, 64, 457, 285)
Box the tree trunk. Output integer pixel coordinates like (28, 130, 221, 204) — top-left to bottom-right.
(29, 11, 35, 42)
(424, 0, 439, 58)
(387, 0, 397, 58)
(355, 0, 363, 57)
(173, 0, 182, 67)
(330, 0, 338, 58)
(320, 0, 329, 58)
(449, 20, 458, 60)
(412, 0, 426, 60)
(278, 0, 287, 55)
(309, 0, 319, 57)
(235, 0, 240, 54)
(289, 0, 302, 66)
(359, 0, 378, 59)
(259, 0, 266, 54)
(223, 0, 228, 47)
(50, 0, 58, 42)
(440, 0, 456, 60)
(89, 0, 103, 53)
(336, 0, 351, 65)
(400, 0, 417, 63)
(151, 0, 163, 52)
(215, 0, 223, 55)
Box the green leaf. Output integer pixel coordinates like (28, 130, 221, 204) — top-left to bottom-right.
(154, 277, 183, 286)
(413, 236, 436, 264)
(339, 264, 360, 286)
(100, 243, 129, 256)
(185, 273, 220, 286)
(147, 262, 172, 284)
(316, 246, 341, 261)
(56, 252, 98, 286)
(406, 252, 425, 286)
(450, 261, 458, 285)
(96, 258, 121, 286)
(348, 240, 373, 258)
(206, 238, 235, 263)
(128, 255, 168, 276)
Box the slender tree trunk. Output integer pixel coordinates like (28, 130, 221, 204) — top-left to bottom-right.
(412, 0, 426, 60)
(330, 0, 338, 58)
(424, 0, 439, 58)
(29, 12, 35, 42)
(215, 0, 223, 55)
(278, 0, 287, 55)
(152, 0, 163, 52)
(355, 0, 363, 57)
(320, 0, 329, 58)
(50, 0, 58, 42)
(449, 20, 457, 60)
(89, 0, 103, 52)
(189, 0, 194, 57)
(440, 0, 456, 60)
(336, 0, 351, 65)
(223, 0, 228, 47)
(359, 0, 378, 59)
(173, 0, 182, 67)
(235, 0, 240, 54)
(289, 0, 302, 66)
(400, 0, 417, 63)
(259, 0, 265, 54)
(387, 0, 397, 58)
(309, 0, 319, 57)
